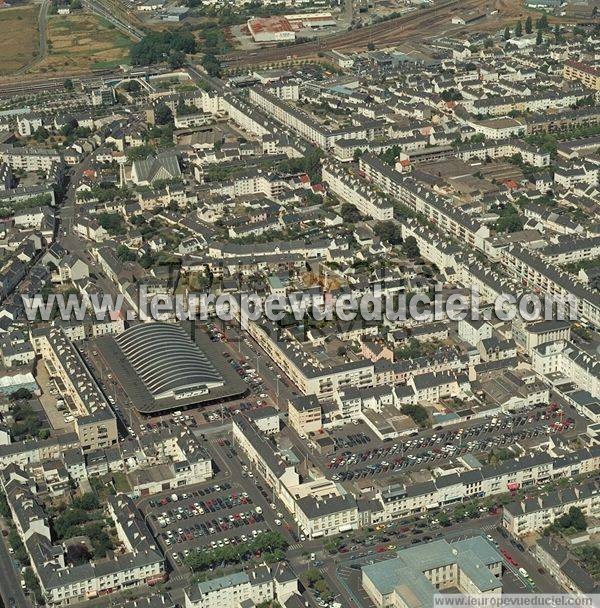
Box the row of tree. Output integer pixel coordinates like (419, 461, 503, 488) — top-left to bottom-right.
(184, 531, 288, 571)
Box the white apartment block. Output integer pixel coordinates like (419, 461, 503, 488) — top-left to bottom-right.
(185, 564, 298, 608)
(501, 245, 600, 329)
(322, 161, 393, 221)
(503, 480, 600, 537)
(531, 340, 600, 399)
(359, 153, 490, 252)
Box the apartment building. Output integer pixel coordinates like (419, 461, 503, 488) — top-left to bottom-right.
(458, 318, 494, 347)
(295, 493, 359, 539)
(512, 319, 571, 354)
(288, 395, 322, 435)
(359, 154, 490, 252)
(128, 428, 213, 496)
(378, 447, 600, 520)
(227, 304, 376, 400)
(539, 236, 600, 266)
(531, 340, 600, 399)
(501, 245, 600, 329)
(249, 87, 332, 147)
(0, 433, 79, 470)
(322, 161, 393, 221)
(249, 88, 388, 149)
(465, 89, 588, 117)
(30, 327, 118, 451)
(563, 60, 600, 90)
(503, 480, 600, 537)
(4, 474, 165, 606)
(17, 113, 44, 137)
(457, 139, 550, 167)
(535, 537, 600, 594)
(185, 564, 298, 608)
(526, 106, 600, 135)
(0, 145, 62, 172)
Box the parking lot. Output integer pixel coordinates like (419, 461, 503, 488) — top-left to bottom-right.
(141, 435, 297, 570)
(316, 403, 577, 484)
(143, 482, 269, 565)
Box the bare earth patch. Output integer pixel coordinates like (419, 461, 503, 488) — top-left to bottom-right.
(0, 6, 39, 75)
(31, 12, 133, 74)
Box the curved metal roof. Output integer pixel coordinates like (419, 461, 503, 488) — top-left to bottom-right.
(115, 323, 223, 399)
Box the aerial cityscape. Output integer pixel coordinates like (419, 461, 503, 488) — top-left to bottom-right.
(0, 0, 599, 606)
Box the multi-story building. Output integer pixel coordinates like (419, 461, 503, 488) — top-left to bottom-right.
(563, 60, 600, 90)
(362, 537, 503, 608)
(322, 161, 394, 221)
(295, 493, 359, 539)
(3, 474, 165, 606)
(30, 327, 118, 451)
(531, 340, 600, 399)
(503, 480, 600, 537)
(359, 154, 490, 252)
(501, 246, 600, 329)
(378, 447, 600, 520)
(185, 564, 298, 608)
(288, 395, 322, 435)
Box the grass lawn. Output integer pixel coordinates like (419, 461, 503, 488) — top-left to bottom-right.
(31, 12, 133, 74)
(0, 6, 39, 76)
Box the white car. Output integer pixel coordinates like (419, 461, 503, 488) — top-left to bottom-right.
(274, 519, 282, 526)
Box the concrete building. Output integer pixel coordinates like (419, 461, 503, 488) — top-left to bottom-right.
(362, 537, 503, 608)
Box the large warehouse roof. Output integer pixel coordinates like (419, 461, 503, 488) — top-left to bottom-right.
(115, 323, 223, 400)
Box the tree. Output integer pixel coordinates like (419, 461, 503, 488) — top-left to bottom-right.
(33, 126, 50, 142)
(72, 493, 100, 511)
(536, 30, 543, 45)
(402, 235, 420, 258)
(154, 102, 173, 126)
(503, 26, 510, 41)
(64, 78, 74, 91)
(0, 491, 11, 518)
(374, 220, 402, 245)
(168, 49, 185, 69)
(324, 537, 342, 554)
(514, 20, 522, 37)
(10, 388, 32, 401)
(553, 23, 561, 42)
(437, 512, 451, 527)
(536, 14, 548, 30)
(340, 203, 361, 224)
(202, 52, 222, 77)
(123, 80, 141, 93)
(306, 568, 323, 586)
(525, 16, 532, 34)
(117, 245, 137, 262)
(556, 507, 587, 532)
(130, 31, 197, 66)
(97, 212, 125, 235)
(367, 42, 375, 51)
(66, 543, 92, 565)
(401, 403, 430, 427)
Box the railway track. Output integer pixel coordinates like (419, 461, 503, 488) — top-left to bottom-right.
(0, 69, 119, 97)
(220, 0, 466, 66)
